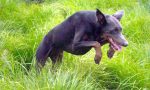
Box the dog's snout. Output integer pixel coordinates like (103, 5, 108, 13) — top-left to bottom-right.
(122, 42, 128, 47)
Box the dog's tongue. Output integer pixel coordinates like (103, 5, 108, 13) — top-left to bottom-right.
(108, 37, 122, 51)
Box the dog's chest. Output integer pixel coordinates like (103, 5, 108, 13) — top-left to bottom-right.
(82, 34, 95, 41)
(83, 34, 89, 41)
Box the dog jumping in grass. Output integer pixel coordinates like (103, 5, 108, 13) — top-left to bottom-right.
(36, 9, 128, 70)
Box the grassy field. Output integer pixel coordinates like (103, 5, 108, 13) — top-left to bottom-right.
(0, 0, 150, 90)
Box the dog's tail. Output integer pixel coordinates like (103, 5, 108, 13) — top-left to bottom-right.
(36, 34, 53, 72)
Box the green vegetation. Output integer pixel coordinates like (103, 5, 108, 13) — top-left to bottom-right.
(0, 0, 150, 89)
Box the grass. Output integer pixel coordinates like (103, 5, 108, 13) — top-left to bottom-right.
(0, 0, 150, 90)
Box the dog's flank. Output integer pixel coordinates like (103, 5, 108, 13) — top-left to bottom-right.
(36, 9, 128, 70)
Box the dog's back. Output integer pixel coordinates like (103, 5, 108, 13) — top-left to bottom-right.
(46, 10, 98, 47)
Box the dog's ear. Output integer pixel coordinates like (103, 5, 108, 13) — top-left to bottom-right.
(113, 10, 124, 21)
(96, 9, 107, 25)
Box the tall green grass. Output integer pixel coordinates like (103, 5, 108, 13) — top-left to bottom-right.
(0, 0, 150, 89)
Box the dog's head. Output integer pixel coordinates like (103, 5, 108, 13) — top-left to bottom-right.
(96, 9, 128, 51)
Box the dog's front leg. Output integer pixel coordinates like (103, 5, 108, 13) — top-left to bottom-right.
(93, 42, 102, 64)
(73, 27, 102, 64)
(73, 41, 102, 64)
(107, 45, 115, 59)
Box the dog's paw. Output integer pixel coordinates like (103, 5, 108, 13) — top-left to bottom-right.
(94, 54, 102, 64)
(107, 50, 115, 59)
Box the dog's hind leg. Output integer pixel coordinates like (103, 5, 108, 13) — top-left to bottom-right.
(49, 48, 63, 69)
(36, 35, 53, 72)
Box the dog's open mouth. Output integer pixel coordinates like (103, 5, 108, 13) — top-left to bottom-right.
(107, 37, 122, 51)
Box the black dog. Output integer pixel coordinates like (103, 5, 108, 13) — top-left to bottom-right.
(36, 9, 128, 70)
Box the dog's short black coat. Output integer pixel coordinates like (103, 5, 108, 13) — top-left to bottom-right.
(36, 9, 128, 70)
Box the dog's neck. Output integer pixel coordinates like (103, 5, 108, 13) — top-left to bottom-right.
(95, 33, 108, 46)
